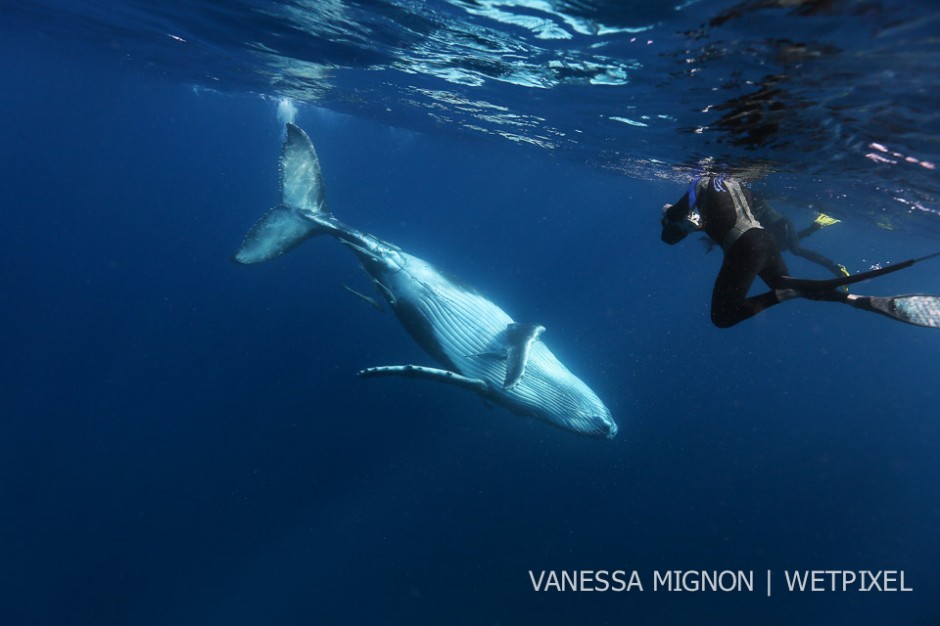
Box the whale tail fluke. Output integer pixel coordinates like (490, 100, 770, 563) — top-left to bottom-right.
(233, 123, 334, 264)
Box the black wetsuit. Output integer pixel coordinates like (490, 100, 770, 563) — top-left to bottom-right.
(752, 203, 846, 279)
(662, 176, 790, 328)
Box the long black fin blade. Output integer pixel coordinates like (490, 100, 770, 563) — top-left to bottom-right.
(780, 260, 913, 291)
(780, 250, 940, 292)
(915, 250, 940, 264)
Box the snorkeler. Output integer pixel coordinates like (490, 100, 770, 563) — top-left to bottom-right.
(661, 174, 940, 329)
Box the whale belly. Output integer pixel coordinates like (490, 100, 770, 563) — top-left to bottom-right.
(373, 252, 512, 383)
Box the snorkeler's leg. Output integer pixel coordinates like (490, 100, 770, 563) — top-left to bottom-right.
(711, 259, 758, 328)
(758, 236, 791, 290)
(758, 236, 809, 303)
(711, 231, 782, 328)
(796, 222, 822, 240)
(789, 243, 848, 280)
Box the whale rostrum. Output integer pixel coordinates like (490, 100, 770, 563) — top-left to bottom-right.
(234, 123, 617, 439)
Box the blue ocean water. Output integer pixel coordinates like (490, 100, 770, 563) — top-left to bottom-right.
(1, 1, 939, 625)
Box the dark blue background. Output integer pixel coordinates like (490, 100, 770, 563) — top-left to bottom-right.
(2, 39, 939, 626)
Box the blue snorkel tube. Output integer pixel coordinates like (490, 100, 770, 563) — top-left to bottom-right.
(688, 174, 702, 210)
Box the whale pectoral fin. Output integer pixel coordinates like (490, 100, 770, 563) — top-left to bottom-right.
(370, 278, 397, 306)
(466, 351, 506, 360)
(341, 283, 384, 313)
(358, 365, 489, 395)
(503, 323, 546, 390)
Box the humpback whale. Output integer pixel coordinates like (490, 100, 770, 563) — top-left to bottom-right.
(234, 124, 617, 439)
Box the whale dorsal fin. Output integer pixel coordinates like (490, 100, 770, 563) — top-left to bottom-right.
(357, 365, 489, 395)
(503, 323, 545, 390)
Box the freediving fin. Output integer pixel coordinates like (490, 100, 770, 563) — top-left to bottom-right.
(849, 294, 940, 329)
(813, 213, 840, 228)
(780, 250, 940, 294)
(836, 263, 851, 293)
(797, 212, 841, 240)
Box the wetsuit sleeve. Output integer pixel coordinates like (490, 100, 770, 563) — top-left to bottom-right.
(661, 192, 692, 244)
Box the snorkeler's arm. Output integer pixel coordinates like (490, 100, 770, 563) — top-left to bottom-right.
(661, 193, 693, 244)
